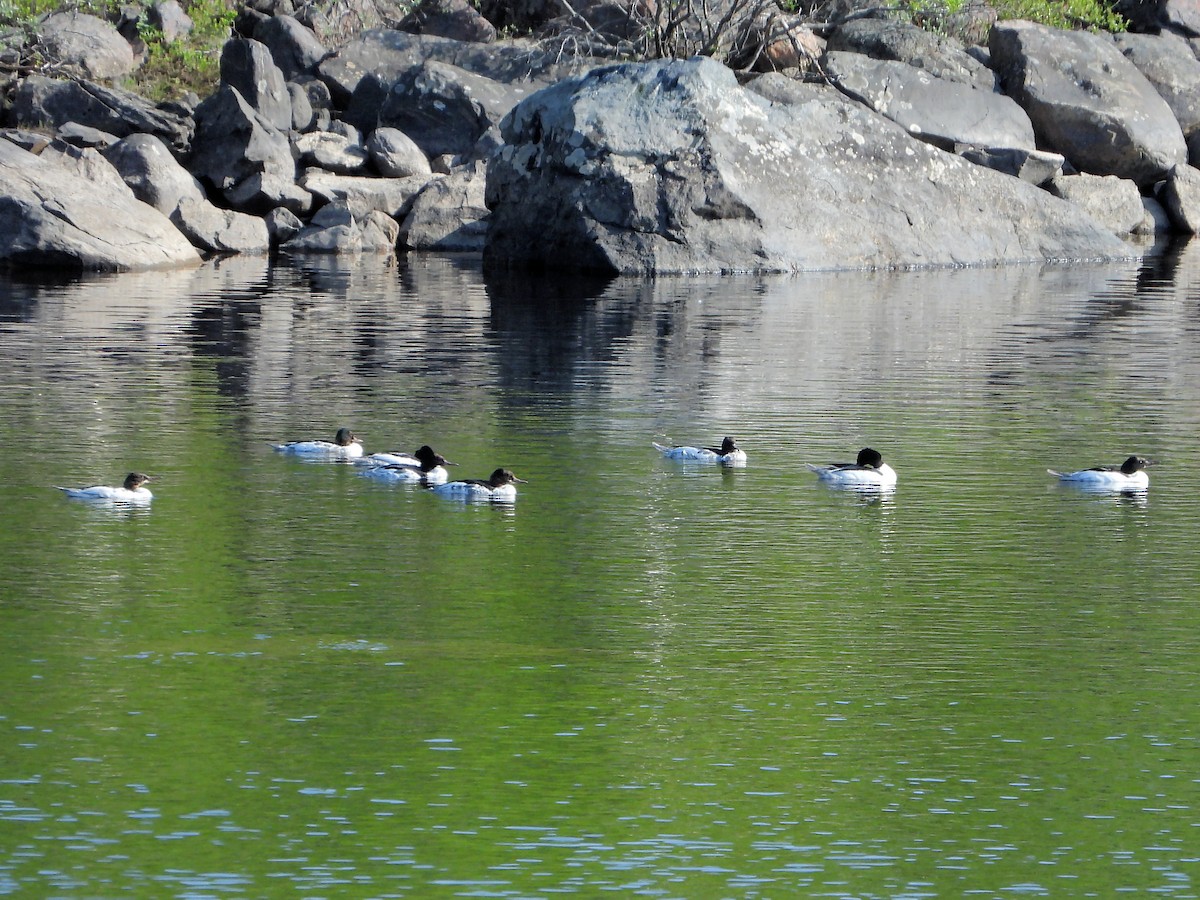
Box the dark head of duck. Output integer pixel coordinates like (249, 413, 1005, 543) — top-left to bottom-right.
(335, 428, 358, 446)
(488, 469, 527, 487)
(706, 437, 740, 454)
(1121, 455, 1151, 474)
(856, 448, 884, 468)
(123, 473, 151, 490)
(415, 445, 454, 470)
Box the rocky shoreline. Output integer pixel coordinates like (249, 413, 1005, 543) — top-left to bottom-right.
(3, 1, 1200, 274)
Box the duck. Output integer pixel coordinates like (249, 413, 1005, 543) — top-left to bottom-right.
(652, 436, 747, 466)
(1048, 455, 1150, 491)
(806, 447, 898, 488)
(57, 473, 153, 504)
(272, 427, 363, 460)
(433, 468, 526, 501)
(358, 445, 455, 485)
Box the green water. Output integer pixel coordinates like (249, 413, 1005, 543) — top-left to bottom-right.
(2, 249, 1199, 897)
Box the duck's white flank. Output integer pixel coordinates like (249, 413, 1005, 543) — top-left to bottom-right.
(653, 436, 747, 466)
(1048, 455, 1150, 491)
(58, 473, 153, 504)
(806, 448, 897, 489)
(433, 468, 525, 502)
(273, 427, 363, 460)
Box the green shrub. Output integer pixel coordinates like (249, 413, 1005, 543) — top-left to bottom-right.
(129, 0, 236, 100)
(990, 0, 1125, 30)
(896, 0, 1126, 32)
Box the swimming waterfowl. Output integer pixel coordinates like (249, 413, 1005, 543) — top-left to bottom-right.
(433, 468, 526, 501)
(652, 436, 747, 466)
(359, 445, 454, 485)
(272, 427, 363, 460)
(806, 447, 897, 488)
(57, 473, 153, 504)
(1048, 455, 1150, 491)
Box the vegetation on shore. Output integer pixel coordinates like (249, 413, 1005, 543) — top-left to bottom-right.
(0, 0, 1125, 102)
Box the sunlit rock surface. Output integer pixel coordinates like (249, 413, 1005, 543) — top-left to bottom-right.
(486, 57, 1129, 274)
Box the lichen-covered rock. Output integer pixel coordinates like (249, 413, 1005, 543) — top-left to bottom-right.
(485, 57, 1130, 274)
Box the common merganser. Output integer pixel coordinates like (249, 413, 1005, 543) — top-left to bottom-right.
(272, 427, 363, 460)
(359, 445, 454, 485)
(433, 468, 526, 501)
(652, 436, 747, 466)
(806, 447, 897, 489)
(1048, 455, 1150, 491)
(57, 473, 153, 504)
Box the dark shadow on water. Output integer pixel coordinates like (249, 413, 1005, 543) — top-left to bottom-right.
(0, 266, 124, 323)
(483, 267, 637, 401)
(1133, 234, 1190, 293)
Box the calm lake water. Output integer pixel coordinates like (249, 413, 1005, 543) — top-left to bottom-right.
(2, 244, 1200, 898)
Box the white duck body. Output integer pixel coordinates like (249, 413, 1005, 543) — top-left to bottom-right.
(359, 446, 453, 485)
(361, 463, 450, 485)
(433, 468, 525, 502)
(59, 473, 153, 504)
(273, 428, 363, 460)
(806, 448, 897, 489)
(357, 451, 419, 468)
(1048, 456, 1150, 491)
(653, 437, 747, 466)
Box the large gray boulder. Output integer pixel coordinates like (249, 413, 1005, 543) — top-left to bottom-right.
(1112, 32, 1200, 142)
(40, 141, 134, 197)
(148, 0, 194, 43)
(298, 169, 431, 218)
(367, 126, 432, 177)
(824, 51, 1035, 152)
(364, 60, 530, 159)
(1161, 164, 1200, 232)
(399, 161, 487, 250)
(172, 198, 271, 253)
(283, 201, 399, 252)
(225, 172, 313, 214)
(103, 133, 269, 253)
(189, 84, 295, 197)
(0, 138, 199, 271)
(103, 132, 207, 214)
(253, 14, 328, 80)
(826, 17, 995, 90)
(398, 0, 497, 42)
(989, 20, 1187, 186)
(219, 38, 292, 132)
(10, 76, 193, 153)
(294, 129, 369, 173)
(37, 12, 137, 81)
(1045, 173, 1146, 236)
(485, 58, 1130, 274)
